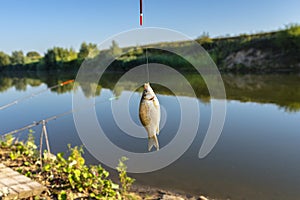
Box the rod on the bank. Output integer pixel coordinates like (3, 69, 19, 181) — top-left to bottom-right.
(1, 95, 119, 137)
(0, 79, 74, 111)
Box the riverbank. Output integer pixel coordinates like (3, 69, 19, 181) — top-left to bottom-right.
(0, 135, 211, 200)
(1, 24, 300, 73)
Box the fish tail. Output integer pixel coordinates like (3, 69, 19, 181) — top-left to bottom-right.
(148, 134, 159, 151)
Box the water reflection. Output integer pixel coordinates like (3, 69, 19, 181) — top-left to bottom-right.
(1, 71, 300, 200)
(0, 72, 300, 112)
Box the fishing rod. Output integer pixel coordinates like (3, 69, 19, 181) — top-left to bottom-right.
(1, 95, 119, 137)
(140, 0, 143, 26)
(1, 110, 72, 137)
(0, 79, 74, 111)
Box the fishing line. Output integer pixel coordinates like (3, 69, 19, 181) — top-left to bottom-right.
(139, 0, 150, 83)
(0, 79, 74, 111)
(146, 48, 150, 82)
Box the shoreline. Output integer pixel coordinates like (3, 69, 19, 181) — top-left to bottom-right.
(0, 138, 212, 200)
(130, 184, 211, 200)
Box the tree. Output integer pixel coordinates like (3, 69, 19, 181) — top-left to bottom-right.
(110, 40, 122, 57)
(26, 51, 41, 63)
(0, 51, 11, 67)
(44, 49, 56, 68)
(26, 51, 41, 58)
(43, 47, 78, 70)
(197, 32, 213, 44)
(67, 48, 78, 61)
(78, 42, 89, 59)
(44, 47, 77, 65)
(78, 42, 99, 59)
(10, 50, 25, 65)
(55, 47, 68, 61)
(275, 24, 300, 51)
(52, 47, 77, 62)
(286, 24, 300, 49)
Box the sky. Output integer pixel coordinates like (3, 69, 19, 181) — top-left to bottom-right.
(0, 0, 300, 54)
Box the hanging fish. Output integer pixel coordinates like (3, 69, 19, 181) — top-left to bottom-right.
(139, 83, 161, 151)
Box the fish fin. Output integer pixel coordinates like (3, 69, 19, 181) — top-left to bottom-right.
(156, 126, 159, 135)
(148, 135, 159, 151)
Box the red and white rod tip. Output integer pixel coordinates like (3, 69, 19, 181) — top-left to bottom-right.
(140, 0, 143, 26)
(140, 13, 143, 26)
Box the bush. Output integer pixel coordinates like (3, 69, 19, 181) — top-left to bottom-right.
(0, 133, 135, 199)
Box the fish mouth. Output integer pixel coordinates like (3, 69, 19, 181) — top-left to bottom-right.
(144, 82, 150, 89)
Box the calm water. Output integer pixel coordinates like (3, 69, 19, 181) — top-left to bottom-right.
(1, 72, 300, 199)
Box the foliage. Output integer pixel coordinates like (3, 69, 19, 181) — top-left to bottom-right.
(118, 47, 143, 62)
(286, 24, 300, 37)
(117, 157, 135, 195)
(43, 47, 78, 70)
(0, 133, 136, 199)
(26, 51, 41, 58)
(78, 42, 99, 59)
(0, 132, 37, 167)
(275, 24, 300, 51)
(1, 25, 300, 72)
(44, 49, 57, 68)
(26, 51, 41, 63)
(10, 50, 25, 65)
(78, 42, 89, 59)
(0, 51, 11, 67)
(51, 47, 78, 62)
(197, 32, 213, 44)
(110, 40, 123, 57)
(0, 134, 15, 148)
(42, 145, 119, 199)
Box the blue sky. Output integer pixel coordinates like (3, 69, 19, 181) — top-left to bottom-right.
(1, 0, 300, 54)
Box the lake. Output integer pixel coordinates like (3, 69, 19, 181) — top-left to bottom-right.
(1, 72, 300, 200)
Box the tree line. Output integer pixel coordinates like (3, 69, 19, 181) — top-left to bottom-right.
(1, 24, 300, 72)
(0, 41, 123, 71)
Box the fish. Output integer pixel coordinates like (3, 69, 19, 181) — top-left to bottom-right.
(139, 83, 161, 151)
